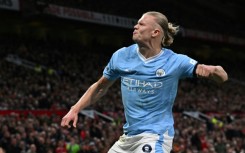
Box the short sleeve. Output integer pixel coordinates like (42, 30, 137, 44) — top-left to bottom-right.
(177, 54, 198, 79)
(103, 48, 125, 80)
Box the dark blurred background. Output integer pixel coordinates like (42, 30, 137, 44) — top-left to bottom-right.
(0, 0, 244, 153)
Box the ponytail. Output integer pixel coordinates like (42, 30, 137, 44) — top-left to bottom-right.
(162, 23, 179, 46)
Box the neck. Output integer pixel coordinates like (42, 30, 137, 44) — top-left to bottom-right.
(137, 43, 162, 59)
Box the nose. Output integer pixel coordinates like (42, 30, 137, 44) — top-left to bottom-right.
(134, 24, 139, 29)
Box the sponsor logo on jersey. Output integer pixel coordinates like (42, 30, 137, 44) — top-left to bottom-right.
(122, 77, 163, 94)
(122, 77, 163, 88)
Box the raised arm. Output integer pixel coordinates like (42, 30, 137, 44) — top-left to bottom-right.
(61, 76, 115, 128)
(195, 64, 228, 84)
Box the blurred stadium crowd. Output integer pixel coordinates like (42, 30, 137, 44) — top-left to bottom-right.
(0, 0, 245, 153)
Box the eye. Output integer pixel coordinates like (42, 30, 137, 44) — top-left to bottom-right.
(139, 22, 144, 25)
(137, 20, 144, 26)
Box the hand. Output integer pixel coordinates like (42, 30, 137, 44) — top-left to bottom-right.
(196, 64, 228, 83)
(61, 107, 79, 128)
(196, 64, 214, 78)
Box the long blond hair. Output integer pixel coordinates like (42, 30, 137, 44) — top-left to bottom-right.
(144, 11, 179, 46)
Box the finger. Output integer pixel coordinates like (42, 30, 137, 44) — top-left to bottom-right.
(201, 68, 206, 77)
(196, 65, 203, 77)
(61, 118, 71, 128)
(201, 66, 207, 77)
(196, 68, 200, 77)
(197, 68, 203, 77)
(202, 67, 209, 77)
(61, 118, 66, 127)
(73, 116, 78, 128)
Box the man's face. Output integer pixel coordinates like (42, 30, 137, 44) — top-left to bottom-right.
(132, 14, 157, 44)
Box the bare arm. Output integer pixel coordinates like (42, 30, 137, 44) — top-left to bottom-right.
(195, 64, 228, 84)
(61, 76, 115, 128)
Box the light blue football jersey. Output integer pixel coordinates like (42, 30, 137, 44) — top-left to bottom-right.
(103, 44, 197, 136)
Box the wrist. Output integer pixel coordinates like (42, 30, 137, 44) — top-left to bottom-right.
(71, 105, 80, 114)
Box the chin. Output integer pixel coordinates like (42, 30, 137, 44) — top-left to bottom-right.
(132, 37, 138, 43)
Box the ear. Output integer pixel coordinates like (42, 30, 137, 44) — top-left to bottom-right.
(152, 29, 161, 37)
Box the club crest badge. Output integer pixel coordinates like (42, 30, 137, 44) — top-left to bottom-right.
(156, 69, 165, 77)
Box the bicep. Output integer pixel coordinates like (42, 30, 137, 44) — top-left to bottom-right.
(89, 76, 116, 102)
(97, 76, 116, 91)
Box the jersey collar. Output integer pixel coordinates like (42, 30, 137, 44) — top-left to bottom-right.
(136, 47, 164, 63)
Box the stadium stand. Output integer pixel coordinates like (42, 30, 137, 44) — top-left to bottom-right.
(0, 0, 244, 152)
